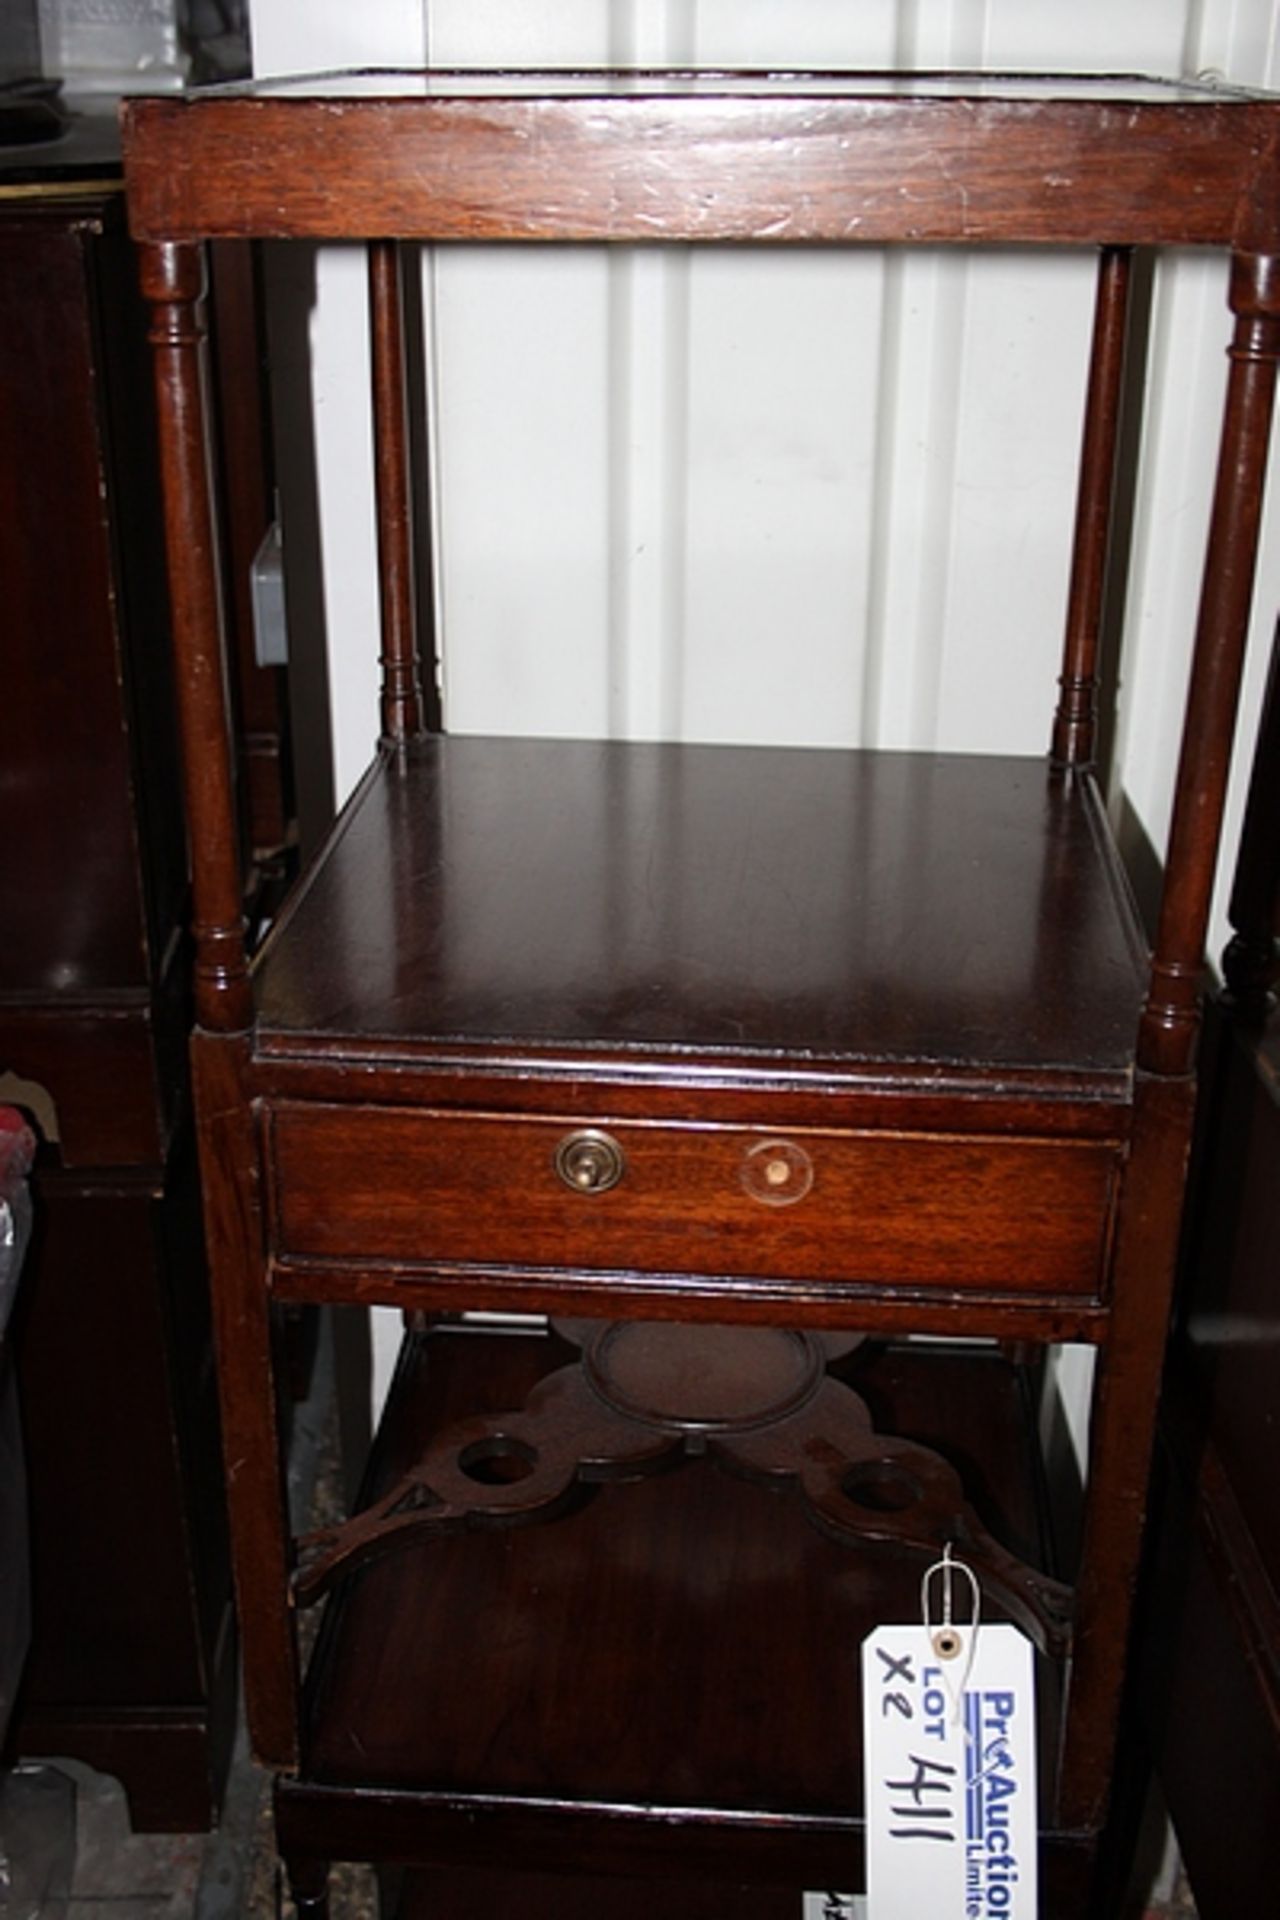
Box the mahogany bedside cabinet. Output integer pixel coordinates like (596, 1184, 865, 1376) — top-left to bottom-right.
(121, 69, 1280, 1915)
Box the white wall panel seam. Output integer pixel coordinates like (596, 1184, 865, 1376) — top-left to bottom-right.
(250, 0, 1280, 1421)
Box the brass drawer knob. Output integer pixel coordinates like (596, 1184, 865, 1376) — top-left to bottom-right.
(554, 1128, 625, 1194)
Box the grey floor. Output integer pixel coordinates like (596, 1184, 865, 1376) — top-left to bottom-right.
(7, 1755, 226, 1918)
(2, 1742, 379, 1919)
(1, 1322, 343, 1920)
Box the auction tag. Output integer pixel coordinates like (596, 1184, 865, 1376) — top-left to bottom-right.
(862, 1622, 1037, 1919)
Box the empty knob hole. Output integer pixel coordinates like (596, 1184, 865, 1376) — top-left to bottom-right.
(840, 1461, 923, 1513)
(458, 1435, 539, 1485)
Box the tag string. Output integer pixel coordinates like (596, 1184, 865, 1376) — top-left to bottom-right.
(921, 1543, 981, 1726)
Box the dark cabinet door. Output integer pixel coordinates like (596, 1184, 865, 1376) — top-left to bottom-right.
(0, 188, 187, 1168)
(0, 167, 236, 1831)
(1139, 613, 1280, 1914)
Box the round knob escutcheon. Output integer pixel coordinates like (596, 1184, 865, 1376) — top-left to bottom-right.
(741, 1137, 814, 1206)
(554, 1128, 626, 1195)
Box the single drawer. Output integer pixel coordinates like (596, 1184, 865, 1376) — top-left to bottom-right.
(267, 1104, 1120, 1298)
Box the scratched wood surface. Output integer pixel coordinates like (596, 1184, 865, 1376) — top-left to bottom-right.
(124, 84, 1280, 251)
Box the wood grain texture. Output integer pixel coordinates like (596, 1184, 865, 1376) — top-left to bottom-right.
(140, 240, 252, 1033)
(268, 1259, 1110, 1344)
(1, 178, 235, 1830)
(122, 90, 1280, 250)
(275, 1328, 1099, 1904)
(1054, 246, 1132, 768)
(1141, 251, 1280, 1072)
(192, 1030, 299, 1770)
(368, 241, 424, 746)
(252, 738, 1147, 1089)
(268, 1102, 1118, 1298)
(390, 1850, 1097, 1919)
(0, 197, 188, 1165)
(1058, 1069, 1196, 1831)
(12, 1159, 236, 1831)
(121, 68, 1280, 1903)
(301, 1332, 1050, 1807)
(0, 211, 152, 993)
(0, 1002, 171, 1167)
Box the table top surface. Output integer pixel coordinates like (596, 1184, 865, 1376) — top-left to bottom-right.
(122, 71, 1280, 250)
(203, 68, 1270, 104)
(253, 738, 1146, 1092)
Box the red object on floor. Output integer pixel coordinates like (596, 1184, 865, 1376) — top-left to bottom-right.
(0, 1109, 35, 1203)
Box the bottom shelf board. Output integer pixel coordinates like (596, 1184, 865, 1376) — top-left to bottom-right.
(390, 1863, 858, 1917)
(381, 1854, 1104, 1919)
(300, 1327, 1066, 1850)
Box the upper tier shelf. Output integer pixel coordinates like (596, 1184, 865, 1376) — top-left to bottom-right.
(122, 69, 1280, 250)
(252, 738, 1146, 1096)
(197, 69, 1266, 103)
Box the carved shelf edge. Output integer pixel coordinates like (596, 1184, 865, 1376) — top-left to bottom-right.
(294, 1322, 1072, 1660)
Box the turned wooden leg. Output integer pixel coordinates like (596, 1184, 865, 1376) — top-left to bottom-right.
(285, 1857, 331, 1919)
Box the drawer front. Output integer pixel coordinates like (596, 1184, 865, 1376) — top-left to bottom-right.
(267, 1105, 1119, 1297)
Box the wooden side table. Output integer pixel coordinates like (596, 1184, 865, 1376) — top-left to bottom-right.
(122, 69, 1280, 1908)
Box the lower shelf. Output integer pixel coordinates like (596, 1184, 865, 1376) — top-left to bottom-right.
(391, 1863, 851, 1917)
(285, 1323, 1082, 1891)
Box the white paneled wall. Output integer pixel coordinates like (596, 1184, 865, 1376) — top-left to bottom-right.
(251, 1, 1280, 1429)
(255, 1, 1280, 912)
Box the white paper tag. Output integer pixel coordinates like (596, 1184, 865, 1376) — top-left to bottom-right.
(802, 1897, 865, 1919)
(862, 1623, 1037, 1919)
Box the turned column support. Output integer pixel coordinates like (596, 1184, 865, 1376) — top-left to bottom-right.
(1139, 251, 1280, 1074)
(140, 239, 252, 1032)
(369, 240, 426, 747)
(1054, 246, 1134, 769)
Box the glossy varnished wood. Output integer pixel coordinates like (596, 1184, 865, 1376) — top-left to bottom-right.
(0, 194, 189, 1168)
(1055, 247, 1132, 768)
(368, 242, 425, 746)
(1136, 617, 1280, 1911)
(1059, 1067, 1196, 1828)
(120, 67, 1280, 1911)
(139, 240, 252, 1033)
(1140, 252, 1280, 1071)
(0, 207, 163, 998)
(392, 1867, 848, 1919)
(298, 1330, 1054, 1820)
(388, 1850, 1096, 1920)
(123, 81, 1280, 250)
(192, 1029, 299, 1766)
(253, 738, 1146, 1086)
(1, 169, 237, 1827)
(13, 1156, 235, 1830)
(277, 1328, 1100, 1909)
(268, 1102, 1119, 1299)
